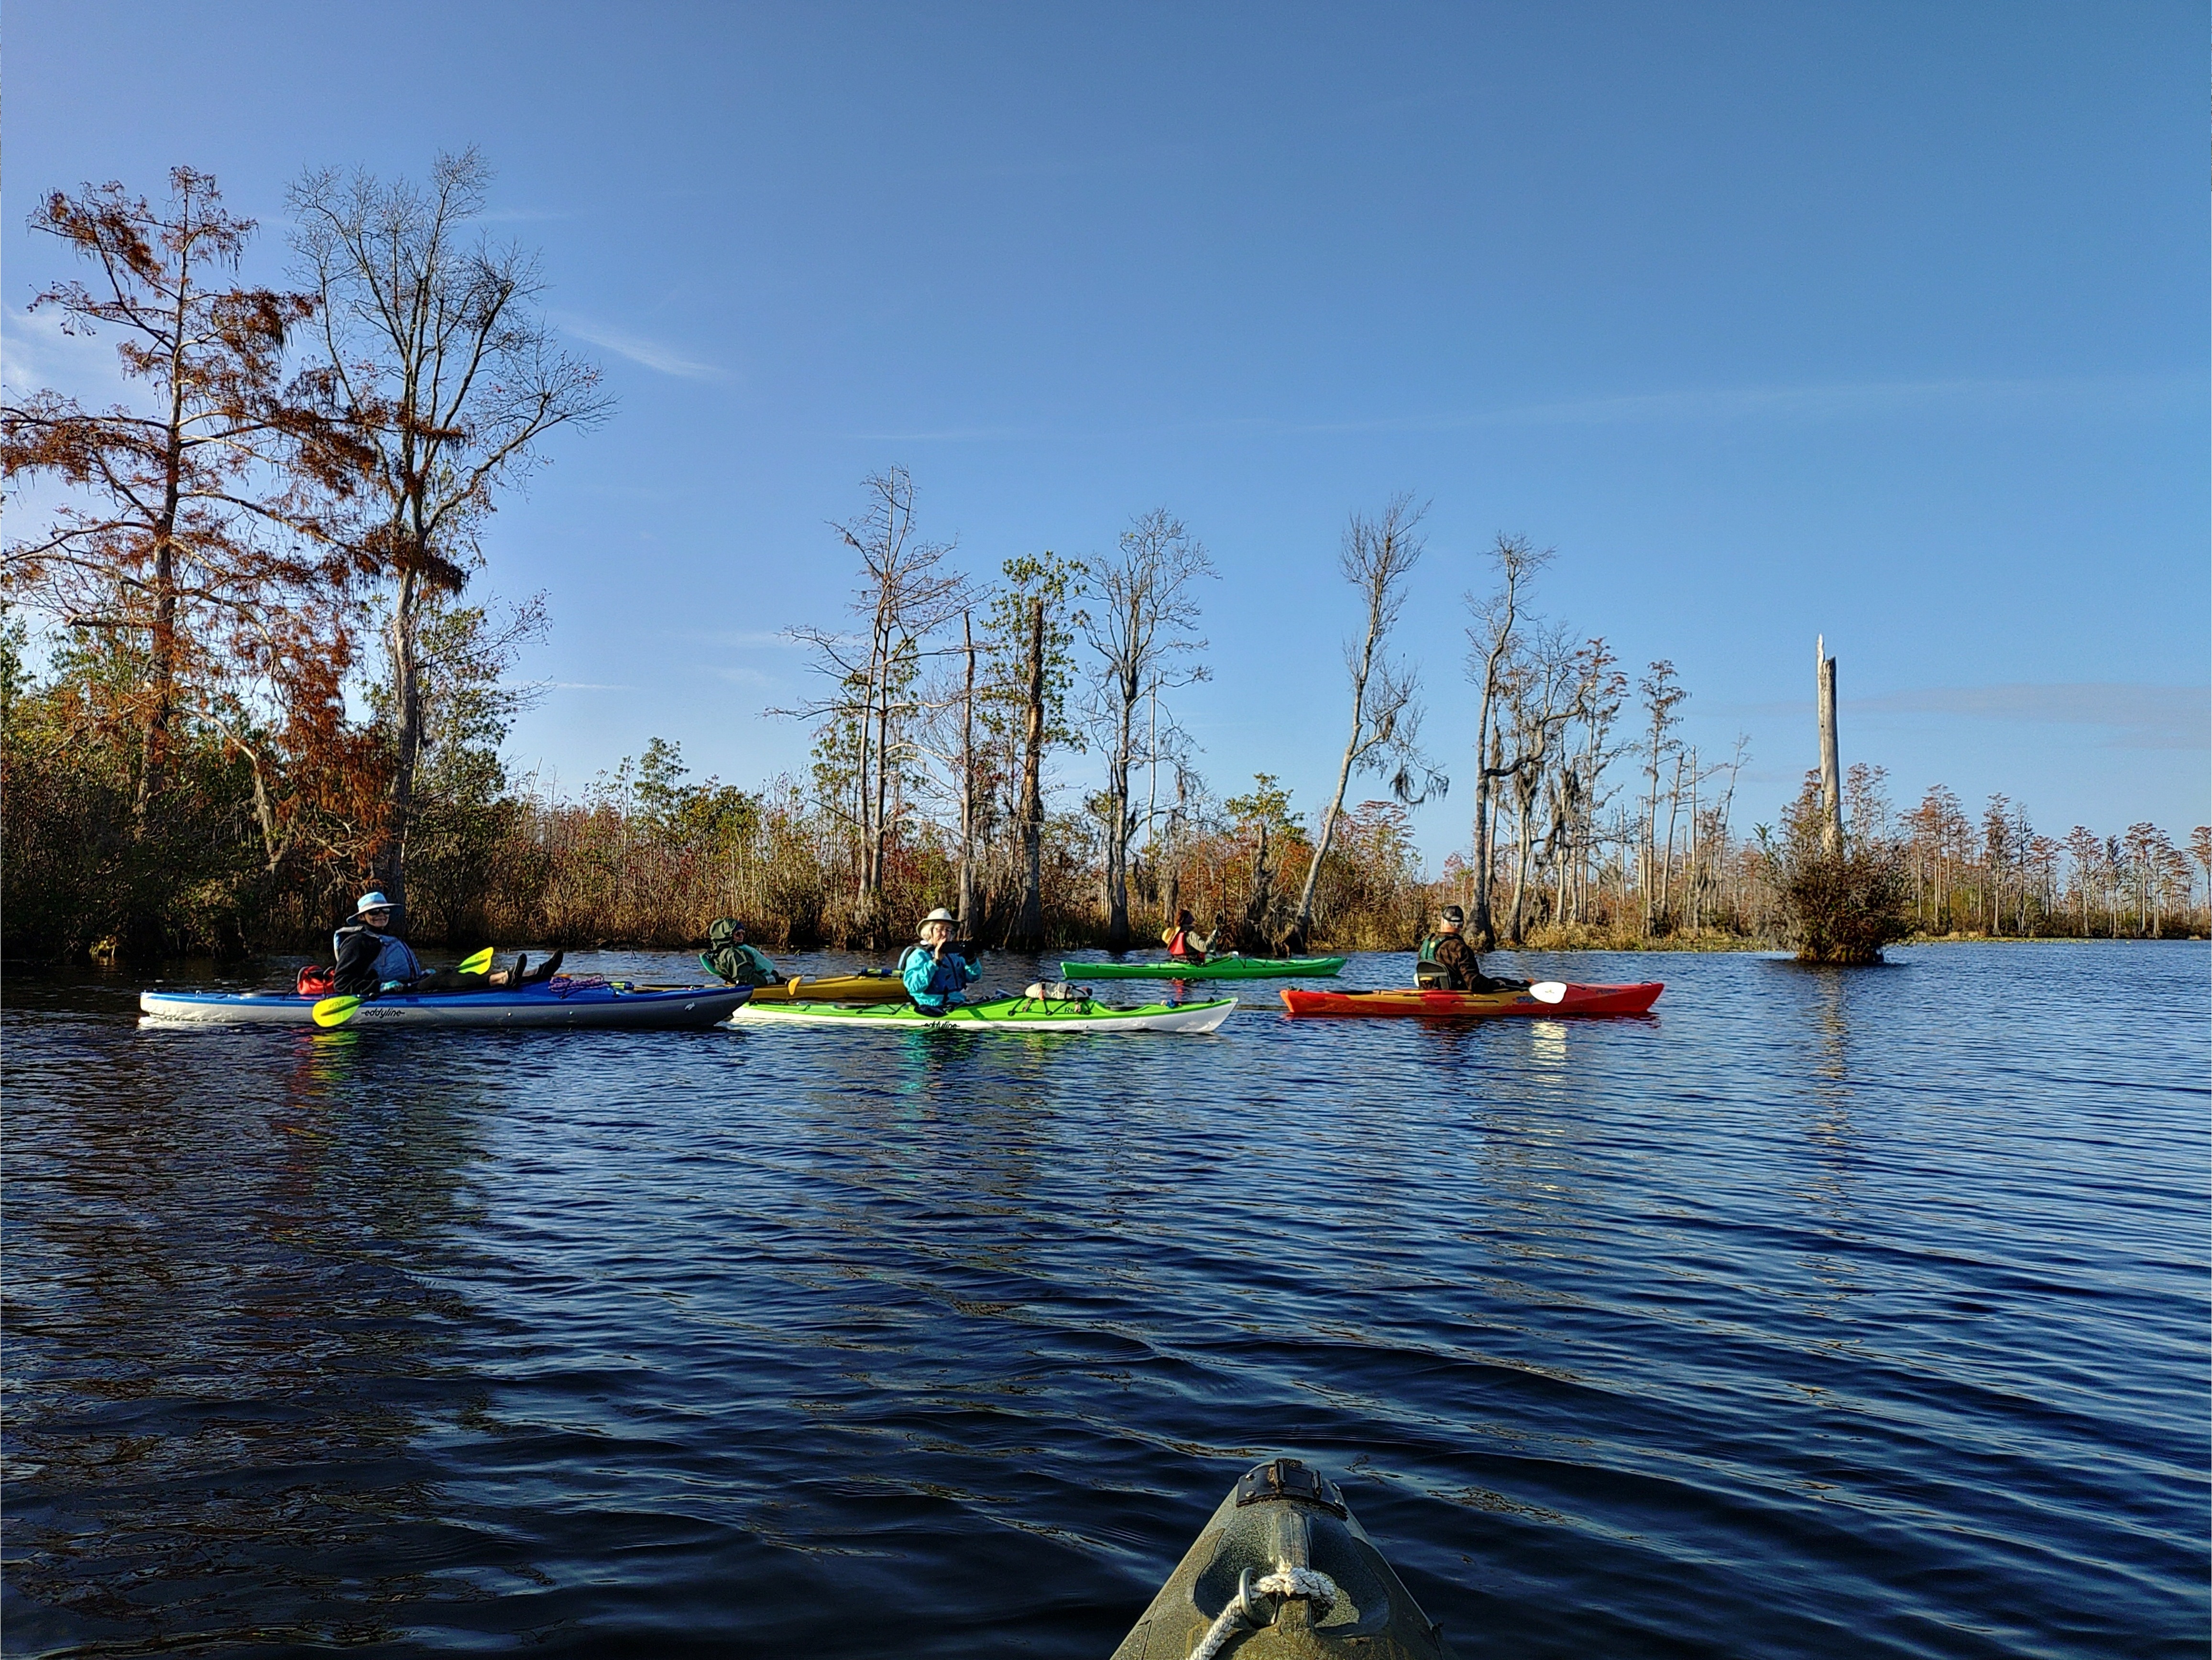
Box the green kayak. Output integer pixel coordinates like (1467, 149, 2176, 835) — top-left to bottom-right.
(729, 992, 1235, 1034)
(1059, 955, 1346, 981)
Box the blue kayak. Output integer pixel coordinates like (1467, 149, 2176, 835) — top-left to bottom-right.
(139, 980, 749, 1030)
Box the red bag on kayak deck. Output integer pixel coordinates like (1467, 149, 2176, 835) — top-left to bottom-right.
(296, 966, 335, 997)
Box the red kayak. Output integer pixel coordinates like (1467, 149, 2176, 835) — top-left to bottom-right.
(1280, 981, 1664, 1018)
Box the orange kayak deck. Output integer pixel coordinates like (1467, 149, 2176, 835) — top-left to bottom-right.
(1280, 982, 1664, 1018)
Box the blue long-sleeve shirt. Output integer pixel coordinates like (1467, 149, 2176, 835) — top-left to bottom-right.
(901, 944, 982, 1010)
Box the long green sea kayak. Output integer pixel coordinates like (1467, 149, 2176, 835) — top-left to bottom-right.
(1058, 955, 1346, 981)
(729, 992, 1235, 1034)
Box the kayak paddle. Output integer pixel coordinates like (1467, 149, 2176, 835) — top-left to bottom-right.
(312, 947, 498, 1028)
(1530, 981, 1567, 1004)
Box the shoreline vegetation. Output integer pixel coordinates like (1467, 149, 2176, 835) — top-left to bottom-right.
(4, 161, 2206, 970)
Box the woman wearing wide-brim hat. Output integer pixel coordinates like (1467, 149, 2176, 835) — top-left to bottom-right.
(898, 907, 982, 1015)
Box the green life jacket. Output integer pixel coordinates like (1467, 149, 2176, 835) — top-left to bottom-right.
(1416, 933, 1446, 989)
(702, 917, 779, 986)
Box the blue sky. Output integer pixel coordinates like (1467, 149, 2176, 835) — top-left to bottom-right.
(7, 1, 2204, 858)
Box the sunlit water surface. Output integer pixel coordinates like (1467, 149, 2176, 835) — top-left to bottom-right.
(5, 942, 2206, 1657)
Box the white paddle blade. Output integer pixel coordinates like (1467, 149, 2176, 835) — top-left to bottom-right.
(1530, 981, 1567, 1004)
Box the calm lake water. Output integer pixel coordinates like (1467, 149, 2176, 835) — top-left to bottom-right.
(4, 942, 2206, 1657)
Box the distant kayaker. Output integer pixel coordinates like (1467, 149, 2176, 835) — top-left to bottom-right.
(703, 917, 781, 987)
(1420, 904, 1528, 994)
(332, 891, 560, 996)
(900, 906, 982, 1014)
(1162, 909, 1217, 963)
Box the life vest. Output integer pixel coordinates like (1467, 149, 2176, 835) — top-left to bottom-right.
(1165, 926, 1195, 960)
(899, 943, 971, 1010)
(333, 923, 423, 988)
(1415, 933, 1447, 989)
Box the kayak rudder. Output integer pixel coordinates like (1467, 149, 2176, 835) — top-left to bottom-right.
(1112, 1457, 1454, 1658)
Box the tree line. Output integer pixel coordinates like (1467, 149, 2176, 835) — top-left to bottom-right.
(5, 160, 2203, 964)
(3, 156, 604, 960)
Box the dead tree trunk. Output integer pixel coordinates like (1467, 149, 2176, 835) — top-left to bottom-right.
(957, 610, 977, 930)
(1014, 596, 1046, 950)
(1817, 636, 1843, 855)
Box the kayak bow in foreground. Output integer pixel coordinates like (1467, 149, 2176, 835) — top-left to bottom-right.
(1280, 982, 1663, 1018)
(1060, 955, 1347, 981)
(140, 980, 750, 1030)
(729, 992, 1235, 1034)
(1113, 1457, 1455, 1659)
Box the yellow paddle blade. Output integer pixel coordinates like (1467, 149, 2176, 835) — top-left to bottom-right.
(458, 947, 495, 975)
(311, 994, 364, 1028)
(788, 977, 804, 994)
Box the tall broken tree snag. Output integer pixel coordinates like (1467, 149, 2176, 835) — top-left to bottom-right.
(1817, 634, 1843, 856)
(1774, 632, 1908, 963)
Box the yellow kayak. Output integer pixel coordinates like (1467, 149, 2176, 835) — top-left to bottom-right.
(743, 972, 909, 1005)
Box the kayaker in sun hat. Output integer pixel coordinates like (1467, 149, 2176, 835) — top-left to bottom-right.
(899, 906, 982, 1014)
(331, 889, 561, 997)
(333, 892, 425, 994)
(1418, 904, 1528, 994)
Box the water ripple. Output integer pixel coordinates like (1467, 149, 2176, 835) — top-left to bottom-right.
(3, 943, 2205, 1656)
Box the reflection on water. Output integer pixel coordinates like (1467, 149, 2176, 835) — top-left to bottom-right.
(4, 944, 2208, 1658)
(6, 1014, 510, 1646)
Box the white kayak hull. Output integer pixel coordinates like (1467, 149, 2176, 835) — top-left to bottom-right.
(139, 983, 750, 1030)
(728, 994, 1235, 1034)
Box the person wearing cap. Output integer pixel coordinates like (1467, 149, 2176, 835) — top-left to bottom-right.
(1161, 909, 1217, 964)
(899, 907, 982, 1014)
(332, 891, 560, 996)
(1419, 904, 1527, 994)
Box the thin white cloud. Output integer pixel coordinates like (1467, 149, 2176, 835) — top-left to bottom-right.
(553, 312, 723, 381)
(1282, 372, 2186, 435)
(848, 425, 1032, 443)
(680, 628, 809, 649)
(542, 680, 637, 692)
(2, 305, 134, 403)
(834, 372, 2185, 447)
(1855, 683, 2208, 751)
(1730, 682, 2208, 751)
